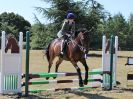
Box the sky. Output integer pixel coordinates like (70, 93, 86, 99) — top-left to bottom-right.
(0, 0, 47, 24)
(0, 0, 133, 24)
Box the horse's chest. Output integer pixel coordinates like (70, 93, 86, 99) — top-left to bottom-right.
(68, 45, 83, 58)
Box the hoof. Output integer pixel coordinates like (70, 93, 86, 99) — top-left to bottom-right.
(84, 79, 88, 85)
(79, 83, 84, 87)
(53, 77, 57, 79)
(46, 77, 49, 80)
(79, 81, 84, 87)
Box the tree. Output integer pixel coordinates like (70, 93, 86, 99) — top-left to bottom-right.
(126, 14, 133, 50)
(32, 0, 107, 49)
(128, 14, 133, 35)
(110, 13, 128, 49)
(0, 12, 31, 39)
(30, 23, 56, 49)
(98, 13, 128, 50)
(83, 0, 108, 49)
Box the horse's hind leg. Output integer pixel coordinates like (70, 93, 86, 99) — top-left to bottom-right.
(46, 56, 54, 80)
(55, 58, 63, 72)
(71, 60, 83, 87)
(46, 62, 52, 80)
(80, 59, 89, 85)
(53, 58, 63, 79)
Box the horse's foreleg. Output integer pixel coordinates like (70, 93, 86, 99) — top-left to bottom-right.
(80, 59, 89, 85)
(53, 58, 63, 79)
(71, 60, 83, 87)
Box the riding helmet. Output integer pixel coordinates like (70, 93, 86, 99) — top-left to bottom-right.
(67, 13, 75, 19)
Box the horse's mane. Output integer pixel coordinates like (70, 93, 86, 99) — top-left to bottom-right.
(74, 28, 88, 38)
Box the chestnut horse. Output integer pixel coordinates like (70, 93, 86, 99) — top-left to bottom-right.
(5, 34, 19, 53)
(45, 28, 92, 87)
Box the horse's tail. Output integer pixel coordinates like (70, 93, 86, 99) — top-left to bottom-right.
(45, 43, 51, 62)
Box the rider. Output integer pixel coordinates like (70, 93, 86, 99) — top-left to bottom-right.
(57, 12, 76, 57)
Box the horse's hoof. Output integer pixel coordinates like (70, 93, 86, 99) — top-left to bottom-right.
(79, 81, 84, 87)
(79, 83, 84, 87)
(46, 77, 49, 80)
(53, 77, 57, 79)
(84, 80, 88, 85)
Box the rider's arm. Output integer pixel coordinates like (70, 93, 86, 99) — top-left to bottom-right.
(61, 20, 68, 34)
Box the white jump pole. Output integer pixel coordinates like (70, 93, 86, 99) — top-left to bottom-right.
(18, 32, 23, 93)
(102, 35, 109, 88)
(0, 31, 6, 93)
(113, 36, 118, 86)
(102, 35, 106, 72)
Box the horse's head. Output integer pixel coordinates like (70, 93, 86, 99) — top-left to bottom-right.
(5, 34, 19, 53)
(5, 34, 15, 46)
(76, 28, 92, 52)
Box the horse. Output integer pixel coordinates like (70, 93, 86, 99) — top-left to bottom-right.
(5, 34, 19, 53)
(45, 28, 92, 87)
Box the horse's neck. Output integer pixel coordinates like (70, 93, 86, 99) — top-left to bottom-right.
(73, 34, 89, 51)
(74, 36, 82, 45)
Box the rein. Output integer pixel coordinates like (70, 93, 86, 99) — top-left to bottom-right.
(69, 28, 93, 53)
(71, 39, 86, 52)
(70, 32, 87, 53)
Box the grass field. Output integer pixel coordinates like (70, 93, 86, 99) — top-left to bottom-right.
(1, 50, 133, 99)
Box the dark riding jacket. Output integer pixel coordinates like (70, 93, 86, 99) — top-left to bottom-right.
(57, 19, 75, 38)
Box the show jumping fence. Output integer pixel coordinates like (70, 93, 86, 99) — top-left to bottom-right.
(24, 32, 118, 96)
(0, 31, 118, 96)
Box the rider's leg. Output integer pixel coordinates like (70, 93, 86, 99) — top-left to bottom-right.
(60, 35, 67, 57)
(60, 39, 64, 55)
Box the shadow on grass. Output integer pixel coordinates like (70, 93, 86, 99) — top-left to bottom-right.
(2, 94, 53, 99)
(23, 95, 53, 99)
(21, 91, 112, 99)
(88, 53, 130, 58)
(68, 90, 112, 99)
(87, 53, 102, 57)
(121, 87, 133, 92)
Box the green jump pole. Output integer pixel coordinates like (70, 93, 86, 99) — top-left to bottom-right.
(109, 35, 114, 90)
(25, 31, 30, 96)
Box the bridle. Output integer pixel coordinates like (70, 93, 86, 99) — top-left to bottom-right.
(71, 30, 88, 53)
(70, 27, 93, 53)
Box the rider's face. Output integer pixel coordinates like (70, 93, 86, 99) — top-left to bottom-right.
(68, 19, 74, 23)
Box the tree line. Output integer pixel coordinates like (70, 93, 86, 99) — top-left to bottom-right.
(0, 0, 133, 50)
